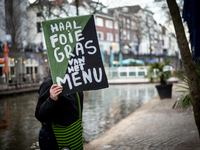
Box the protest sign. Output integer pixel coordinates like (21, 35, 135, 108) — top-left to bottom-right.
(42, 14, 108, 95)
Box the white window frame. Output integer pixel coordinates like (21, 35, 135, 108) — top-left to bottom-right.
(97, 31, 104, 40)
(131, 21, 136, 30)
(105, 19, 113, 29)
(123, 29, 126, 40)
(114, 21, 118, 29)
(127, 19, 130, 28)
(115, 34, 119, 42)
(127, 30, 130, 40)
(95, 17, 103, 27)
(123, 18, 126, 27)
(107, 33, 113, 41)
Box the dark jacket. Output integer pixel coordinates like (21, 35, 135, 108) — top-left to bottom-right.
(35, 73, 84, 132)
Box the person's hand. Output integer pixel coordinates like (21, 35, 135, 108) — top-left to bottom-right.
(50, 84, 63, 101)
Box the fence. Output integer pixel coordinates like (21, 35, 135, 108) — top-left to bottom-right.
(105, 66, 173, 79)
(105, 66, 149, 78)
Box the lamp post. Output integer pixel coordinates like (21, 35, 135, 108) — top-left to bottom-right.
(110, 42, 115, 67)
(150, 45, 154, 59)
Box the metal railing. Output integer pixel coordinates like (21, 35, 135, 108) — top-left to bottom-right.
(105, 66, 173, 79)
(105, 66, 149, 78)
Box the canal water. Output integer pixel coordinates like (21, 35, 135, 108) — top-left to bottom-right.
(0, 84, 157, 150)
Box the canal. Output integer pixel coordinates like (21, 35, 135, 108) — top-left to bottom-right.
(0, 84, 157, 150)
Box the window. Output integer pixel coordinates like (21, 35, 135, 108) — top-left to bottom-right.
(95, 17, 103, 27)
(154, 32, 157, 38)
(123, 29, 126, 40)
(26, 67, 30, 74)
(115, 34, 119, 42)
(99, 45, 103, 50)
(127, 30, 130, 40)
(105, 20, 113, 29)
(131, 21, 136, 29)
(132, 34, 137, 42)
(37, 12, 42, 17)
(159, 34, 162, 40)
(107, 33, 113, 41)
(120, 29, 123, 39)
(97, 32, 104, 40)
(26, 67, 33, 74)
(35, 67, 38, 74)
(122, 7, 128, 12)
(102, 8, 108, 13)
(10, 67, 15, 75)
(37, 22, 42, 33)
(123, 18, 126, 27)
(127, 19, 130, 28)
(114, 21, 118, 29)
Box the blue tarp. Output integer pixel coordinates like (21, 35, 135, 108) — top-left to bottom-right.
(142, 59, 158, 63)
(121, 58, 144, 65)
(182, 0, 200, 60)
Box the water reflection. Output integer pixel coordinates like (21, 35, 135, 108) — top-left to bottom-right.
(82, 84, 157, 143)
(0, 92, 39, 150)
(0, 84, 157, 150)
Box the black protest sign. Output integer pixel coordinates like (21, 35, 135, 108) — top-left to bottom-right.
(42, 14, 108, 95)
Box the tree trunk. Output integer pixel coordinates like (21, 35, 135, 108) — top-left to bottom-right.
(75, 0, 79, 16)
(166, 0, 200, 138)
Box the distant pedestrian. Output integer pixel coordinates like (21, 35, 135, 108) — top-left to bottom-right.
(35, 73, 84, 150)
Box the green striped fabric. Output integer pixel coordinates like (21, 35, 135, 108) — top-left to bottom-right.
(52, 92, 83, 150)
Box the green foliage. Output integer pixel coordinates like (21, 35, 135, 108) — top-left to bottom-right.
(173, 69, 185, 79)
(146, 60, 172, 85)
(129, 61, 137, 66)
(129, 61, 144, 66)
(172, 77, 192, 110)
(172, 61, 200, 110)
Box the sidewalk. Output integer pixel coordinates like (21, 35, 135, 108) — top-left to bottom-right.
(0, 84, 40, 96)
(108, 77, 178, 85)
(84, 84, 200, 150)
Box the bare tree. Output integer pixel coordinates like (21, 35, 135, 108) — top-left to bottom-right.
(0, 0, 31, 87)
(134, 16, 144, 59)
(145, 12, 154, 59)
(154, 0, 184, 25)
(88, 0, 108, 15)
(28, 0, 70, 21)
(30, 0, 108, 19)
(4, 0, 28, 52)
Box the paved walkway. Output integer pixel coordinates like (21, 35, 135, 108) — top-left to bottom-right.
(0, 84, 40, 96)
(84, 84, 200, 150)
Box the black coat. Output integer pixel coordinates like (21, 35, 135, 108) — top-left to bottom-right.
(35, 73, 84, 132)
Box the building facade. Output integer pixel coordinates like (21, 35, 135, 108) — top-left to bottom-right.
(0, 0, 181, 84)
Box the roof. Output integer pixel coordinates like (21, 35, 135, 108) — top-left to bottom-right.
(109, 5, 142, 15)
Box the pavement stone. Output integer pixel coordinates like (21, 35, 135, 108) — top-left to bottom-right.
(84, 83, 200, 150)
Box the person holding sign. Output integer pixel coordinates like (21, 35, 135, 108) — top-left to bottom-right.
(36, 14, 109, 150)
(35, 73, 84, 150)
